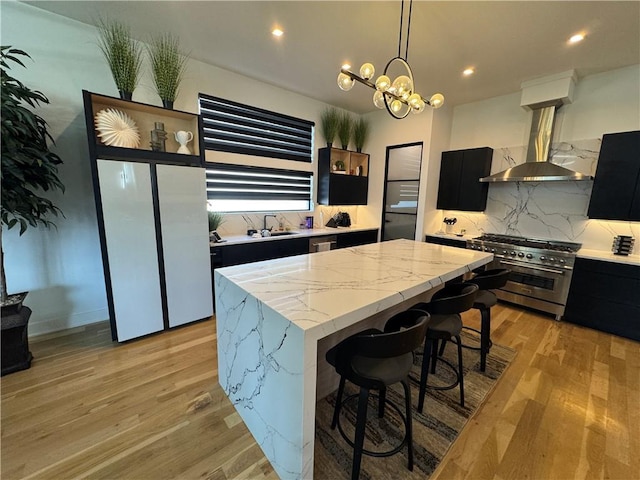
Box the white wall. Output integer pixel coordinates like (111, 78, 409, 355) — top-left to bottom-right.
(1, 2, 389, 335)
(439, 64, 640, 249)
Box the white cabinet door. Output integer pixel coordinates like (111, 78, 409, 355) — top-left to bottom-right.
(97, 160, 164, 341)
(157, 165, 213, 327)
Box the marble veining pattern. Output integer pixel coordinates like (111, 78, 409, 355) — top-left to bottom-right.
(214, 240, 492, 479)
(441, 138, 639, 252)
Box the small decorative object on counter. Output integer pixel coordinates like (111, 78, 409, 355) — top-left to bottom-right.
(305, 216, 314, 229)
(150, 122, 167, 152)
(443, 217, 457, 234)
(174, 130, 193, 154)
(612, 235, 635, 256)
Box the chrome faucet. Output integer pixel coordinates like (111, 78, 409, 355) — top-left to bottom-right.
(263, 214, 277, 232)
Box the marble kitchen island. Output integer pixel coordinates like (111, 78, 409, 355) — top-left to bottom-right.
(214, 239, 493, 479)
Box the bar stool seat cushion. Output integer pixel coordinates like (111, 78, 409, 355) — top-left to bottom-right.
(426, 313, 463, 338)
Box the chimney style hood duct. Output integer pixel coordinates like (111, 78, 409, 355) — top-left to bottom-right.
(480, 103, 594, 183)
(480, 70, 593, 182)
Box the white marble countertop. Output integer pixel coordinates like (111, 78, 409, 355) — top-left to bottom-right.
(210, 225, 379, 247)
(577, 248, 640, 266)
(216, 238, 493, 338)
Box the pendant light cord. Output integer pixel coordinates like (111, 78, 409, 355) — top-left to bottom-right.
(397, 0, 413, 61)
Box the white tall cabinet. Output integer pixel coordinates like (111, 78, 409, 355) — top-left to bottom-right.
(84, 91, 212, 341)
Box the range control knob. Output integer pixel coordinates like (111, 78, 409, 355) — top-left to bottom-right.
(510, 251, 517, 256)
(491, 248, 496, 253)
(518, 252, 525, 257)
(526, 254, 533, 259)
(559, 259, 566, 264)
(485, 247, 490, 252)
(502, 250, 508, 255)
(549, 257, 556, 262)
(540, 256, 546, 261)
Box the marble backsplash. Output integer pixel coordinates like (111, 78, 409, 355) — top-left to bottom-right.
(441, 138, 639, 251)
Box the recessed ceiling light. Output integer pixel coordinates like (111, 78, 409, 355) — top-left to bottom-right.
(272, 28, 284, 37)
(341, 63, 351, 70)
(463, 67, 475, 76)
(568, 33, 585, 44)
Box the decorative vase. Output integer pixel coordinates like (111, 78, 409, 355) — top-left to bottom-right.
(119, 90, 133, 101)
(162, 99, 174, 110)
(150, 122, 167, 152)
(174, 130, 193, 154)
(341, 144, 348, 150)
(327, 142, 332, 148)
(356, 147, 362, 153)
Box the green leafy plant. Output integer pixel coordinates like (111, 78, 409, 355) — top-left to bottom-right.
(147, 33, 189, 107)
(97, 19, 142, 98)
(337, 111, 352, 150)
(208, 211, 225, 232)
(1, 46, 65, 302)
(353, 117, 370, 153)
(320, 107, 340, 147)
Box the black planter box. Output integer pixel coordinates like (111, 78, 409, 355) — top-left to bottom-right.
(1, 305, 33, 376)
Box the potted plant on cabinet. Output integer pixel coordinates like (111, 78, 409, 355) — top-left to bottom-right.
(320, 107, 339, 147)
(1, 46, 65, 375)
(147, 33, 189, 109)
(97, 19, 142, 100)
(353, 117, 370, 153)
(338, 112, 352, 150)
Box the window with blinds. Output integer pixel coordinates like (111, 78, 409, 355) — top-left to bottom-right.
(199, 93, 314, 163)
(205, 163, 313, 212)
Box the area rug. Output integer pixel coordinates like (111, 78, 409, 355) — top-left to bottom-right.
(314, 330, 517, 479)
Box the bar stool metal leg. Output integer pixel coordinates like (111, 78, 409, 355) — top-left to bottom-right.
(352, 387, 370, 480)
(480, 307, 490, 372)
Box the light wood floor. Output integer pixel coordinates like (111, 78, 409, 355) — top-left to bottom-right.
(1, 304, 638, 479)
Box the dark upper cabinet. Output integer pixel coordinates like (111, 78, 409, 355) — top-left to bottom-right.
(436, 147, 493, 211)
(587, 130, 640, 221)
(318, 147, 369, 205)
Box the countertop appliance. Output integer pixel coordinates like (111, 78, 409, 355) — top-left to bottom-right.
(467, 233, 581, 320)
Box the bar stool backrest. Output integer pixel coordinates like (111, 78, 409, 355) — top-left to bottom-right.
(425, 283, 479, 315)
(351, 310, 429, 359)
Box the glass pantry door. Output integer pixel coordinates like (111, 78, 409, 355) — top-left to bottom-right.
(382, 143, 423, 241)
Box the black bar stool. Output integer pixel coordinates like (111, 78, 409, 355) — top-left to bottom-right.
(465, 268, 510, 371)
(326, 309, 430, 480)
(411, 283, 478, 412)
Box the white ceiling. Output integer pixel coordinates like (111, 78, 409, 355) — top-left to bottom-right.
(25, 1, 640, 113)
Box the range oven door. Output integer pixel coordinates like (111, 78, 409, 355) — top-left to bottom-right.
(493, 258, 573, 306)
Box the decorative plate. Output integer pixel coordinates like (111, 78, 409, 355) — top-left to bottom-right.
(94, 108, 140, 148)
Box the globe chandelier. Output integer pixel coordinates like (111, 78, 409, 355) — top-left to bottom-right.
(337, 0, 444, 119)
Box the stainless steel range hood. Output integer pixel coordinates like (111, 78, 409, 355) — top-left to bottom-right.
(480, 102, 593, 183)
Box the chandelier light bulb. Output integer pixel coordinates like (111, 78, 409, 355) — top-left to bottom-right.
(392, 75, 413, 97)
(373, 91, 386, 109)
(429, 93, 445, 109)
(375, 75, 391, 92)
(412, 98, 426, 113)
(359, 63, 375, 80)
(337, 72, 355, 91)
(408, 93, 421, 107)
(390, 99, 403, 113)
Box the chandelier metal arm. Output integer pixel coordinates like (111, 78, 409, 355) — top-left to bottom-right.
(340, 67, 434, 107)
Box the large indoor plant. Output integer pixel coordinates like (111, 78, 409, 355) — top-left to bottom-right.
(1, 46, 65, 374)
(97, 19, 142, 100)
(147, 33, 189, 109)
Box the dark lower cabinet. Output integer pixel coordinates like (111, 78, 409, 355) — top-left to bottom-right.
(424, 235, 467, 249)
(564, 258, 640, 341)
(436, 147, 493, 212)
(336, 229, 379, 248)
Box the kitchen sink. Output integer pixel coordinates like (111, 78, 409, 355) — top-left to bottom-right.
(268, 231, 298, 237)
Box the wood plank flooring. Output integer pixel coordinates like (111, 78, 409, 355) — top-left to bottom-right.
(1, 304, 638, 479)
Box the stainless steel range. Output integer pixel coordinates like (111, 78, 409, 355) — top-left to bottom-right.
(467, 234, 581, 320)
